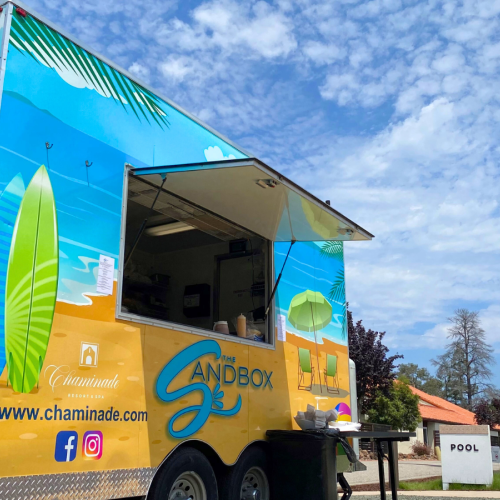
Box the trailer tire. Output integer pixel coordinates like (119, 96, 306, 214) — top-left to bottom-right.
(148, 447, 218, 500)
(220, 446, 270, 500)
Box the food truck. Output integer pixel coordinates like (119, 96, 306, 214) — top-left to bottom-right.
(0, 2, 373, 499)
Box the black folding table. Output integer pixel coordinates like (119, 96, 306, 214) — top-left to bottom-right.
(337, 430, 416, 500)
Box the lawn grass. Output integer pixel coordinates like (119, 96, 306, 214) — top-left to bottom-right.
(399, 478, 442, 491)
(400, 472, 500, 491)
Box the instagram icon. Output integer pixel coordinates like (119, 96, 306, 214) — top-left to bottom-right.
(82, 431, 103, 460)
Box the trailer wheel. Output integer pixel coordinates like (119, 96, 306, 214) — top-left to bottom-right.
(149, 447, 218, 500)
(220, 446, 270, 500)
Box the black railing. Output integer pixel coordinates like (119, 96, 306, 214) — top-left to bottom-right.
(359, 423, 392, 454)
(434, 430, 440, 448)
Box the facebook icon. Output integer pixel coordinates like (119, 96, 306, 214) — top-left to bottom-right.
(55, 431, 78, 462)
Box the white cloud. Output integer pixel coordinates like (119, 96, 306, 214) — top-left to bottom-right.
(320, 73, 360, 104)
(481, 305, 500, 346)
(432, 51, 465, 74)
(128, 62, 151, 83)
(204, 145, 236, 161)
(194, 1, 297, 58)
(147, 0, 296, 59)
(303, 41, 344, 65)
(159, 56, 196, 82)
(385, 323, 449, 351)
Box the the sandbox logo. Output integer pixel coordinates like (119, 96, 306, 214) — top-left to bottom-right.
(156, 340, 243, 439)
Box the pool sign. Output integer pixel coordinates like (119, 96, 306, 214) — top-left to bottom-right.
(441, 425, 493, 490)
(450, 443, 479, 452)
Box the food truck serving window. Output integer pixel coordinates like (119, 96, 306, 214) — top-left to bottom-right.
(118, 158, 373, 344)
(119, 170, 272, 344)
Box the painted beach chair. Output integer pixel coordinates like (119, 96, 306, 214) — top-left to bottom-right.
(297, 347, 315, 391)
(324, 354, 339, 394)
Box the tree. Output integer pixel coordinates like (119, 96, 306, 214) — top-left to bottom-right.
(432, 348, 466, 406)
(348, 308, 403, 416)
(397, 362, 443, 397)
(421, 377, 444, 398)
(433, 309, 494, 409)
(367, 381, 421, 431)
(398, 363, 429, 388)
(473, 398, 500, 427)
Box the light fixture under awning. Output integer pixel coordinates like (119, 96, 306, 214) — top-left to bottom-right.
(130, 158, 374, 242)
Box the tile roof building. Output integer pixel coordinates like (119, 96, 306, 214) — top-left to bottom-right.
(410, 386, 477, 426)
(399, 385, 499, 453)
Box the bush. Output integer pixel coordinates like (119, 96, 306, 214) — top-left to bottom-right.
(411, 440, 432, 456)
(366, 381, 421, 431)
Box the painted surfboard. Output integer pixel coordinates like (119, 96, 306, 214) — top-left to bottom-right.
(5, 165, 59, 393)
(0, 173, 25, 376)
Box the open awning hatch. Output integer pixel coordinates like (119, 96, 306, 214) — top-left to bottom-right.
(130, 158, 374, 243)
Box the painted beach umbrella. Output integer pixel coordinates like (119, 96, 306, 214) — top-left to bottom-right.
(288, 290, 332, 332)
(0, 174, 25, 376)
(288, 290, 332, 392)
(5, 165, 58, 393)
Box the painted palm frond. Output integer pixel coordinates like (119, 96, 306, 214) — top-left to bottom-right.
(328, 268, 345, 305)
(321, 242, 348, 338)
(9, 11, 169, 129)
(327, 266, 347, 339)
(320, 241, 344, 261)
(5, 165, 58, 393)
(340, 303, 347, 340)
(0, 174, 25, 376)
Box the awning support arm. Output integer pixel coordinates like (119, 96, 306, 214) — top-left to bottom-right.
(264, 239, 295, 319)
(124, 174, 167, 269)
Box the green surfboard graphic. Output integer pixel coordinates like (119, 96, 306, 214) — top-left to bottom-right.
(5, 165, 59, 393)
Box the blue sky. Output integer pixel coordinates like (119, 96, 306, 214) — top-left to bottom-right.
(19, 0, 500, 385)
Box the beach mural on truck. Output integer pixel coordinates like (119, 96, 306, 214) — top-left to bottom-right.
(0, 8, 245, 316)
(8, 11, 169, 129)
(275, 240, 347, 345)
(275, 240, 349, 401)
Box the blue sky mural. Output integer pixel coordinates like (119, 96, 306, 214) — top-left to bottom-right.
(275, 241, 346, 346)
(0, 92, 127, 304)
(0, 10, 248, 307)
(2, 0, 500, 385)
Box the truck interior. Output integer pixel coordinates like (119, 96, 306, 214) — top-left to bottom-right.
(119, 158, 373, 344)
(121, 174, 271, 342)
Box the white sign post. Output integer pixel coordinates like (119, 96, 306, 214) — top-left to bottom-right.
(441, 425, 493, 490)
